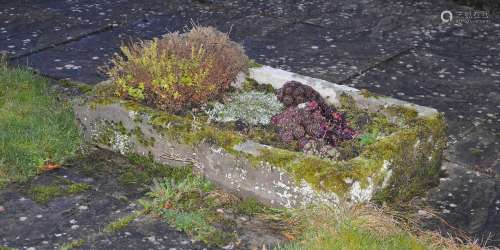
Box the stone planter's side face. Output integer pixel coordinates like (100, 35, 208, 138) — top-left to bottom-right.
(248, 66, 447, 203)
(74, 100, 340, 207)
(75, 66, 446, 207)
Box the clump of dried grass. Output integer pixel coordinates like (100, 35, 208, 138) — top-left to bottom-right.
(277, 203, 487, 250)
(107, 26, 248, 112)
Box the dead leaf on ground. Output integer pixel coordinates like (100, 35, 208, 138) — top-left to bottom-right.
(39, 161, 62, 172)
(282, 232, 295, 241)
(163, 201, 173, 209)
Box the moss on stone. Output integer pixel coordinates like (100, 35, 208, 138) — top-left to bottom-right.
(104, 213, 138, 233)
(232, 197, 265, 215)
(89, 97, 119, 109)
(60, 239, 85, 250)
(29, 179, 92, 204)
(58, 79, 93, 94)
(67, 182, 92, 194)
(94, 120, 132, 154)
(92, 80, 117, 97)
(248, 59, 263, 68)
(366, 112, 447, 203)
(242, 78, 275, 93)
(183, 126, 244, 154)
(118, 154, 192, 187)
(30, 184, 63, 204)
(243, 96, 446, 203)
(131, 127, 155, 147)
(87, 95, 446, 203)
(359, 89, 380, 99)
(119, 100, 245, 154)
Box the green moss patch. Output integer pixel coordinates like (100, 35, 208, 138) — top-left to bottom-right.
(58, 79, 93, 94)
(60, 239, 85, 250)
(28, 178, 92, 204)
(73, 151, 192, 189)
(88, 91, 446, 204)
(144, 173, 237, 246)
(104, 213, 138, 233)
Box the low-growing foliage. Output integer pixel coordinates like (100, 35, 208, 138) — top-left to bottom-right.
(108, 26, 249, 112)
(144, 174, 235, 246)
(275, 204, 482, 250)
(104, 214, 138, 233)
(60, 239, 85, 250)
(207, 91, 284, 125)
(29, 180, 91, 204)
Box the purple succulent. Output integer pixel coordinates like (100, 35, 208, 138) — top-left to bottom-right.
(272, 97, 357, 158)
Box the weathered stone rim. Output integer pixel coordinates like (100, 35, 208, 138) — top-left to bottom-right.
(74, 65, 446, 208)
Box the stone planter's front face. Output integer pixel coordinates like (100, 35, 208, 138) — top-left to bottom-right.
(74, 66, 446, 208)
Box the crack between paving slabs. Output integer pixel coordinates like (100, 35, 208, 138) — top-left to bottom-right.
(7, 24, 117, 62)
(336, 26, 465, 85)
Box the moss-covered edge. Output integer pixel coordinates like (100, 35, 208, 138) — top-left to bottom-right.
(86, 93, 446, 204)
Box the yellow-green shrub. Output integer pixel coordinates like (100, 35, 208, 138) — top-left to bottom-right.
(107, 26, 249, 112)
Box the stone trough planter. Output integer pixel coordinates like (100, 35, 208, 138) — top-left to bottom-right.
(74, 66, 446, 208)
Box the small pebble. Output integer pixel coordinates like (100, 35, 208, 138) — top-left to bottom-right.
(0, 206, 5, 212)
(19, 216, 28, 222)
(78, 205, 88, 210)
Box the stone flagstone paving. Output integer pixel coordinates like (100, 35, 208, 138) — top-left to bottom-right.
(1, 0, 499, 248)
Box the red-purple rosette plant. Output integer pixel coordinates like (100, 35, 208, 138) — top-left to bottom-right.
(272, 81, 357, 158)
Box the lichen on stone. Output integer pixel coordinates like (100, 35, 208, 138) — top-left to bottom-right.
(244, 94, 446, 204)
(206, 91, 283, 126)
(84, 91, 446, 205)
(92, 120, 133, 155)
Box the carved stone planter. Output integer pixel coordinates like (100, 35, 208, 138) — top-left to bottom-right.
(74, 66, 446, 208)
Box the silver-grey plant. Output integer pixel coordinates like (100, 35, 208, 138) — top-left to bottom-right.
(207, 91, 283, 125)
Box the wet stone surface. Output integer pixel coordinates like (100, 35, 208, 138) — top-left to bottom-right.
(421, 161, 500, 244)
(0, 150, 212, 250)
(1, 0, 500, 246)
(0, 149, 286, 249)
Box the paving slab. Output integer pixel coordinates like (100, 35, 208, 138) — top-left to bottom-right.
(1, 0, 194, 58)
(12, 14, 192, 83)
(1, 0, 500, 246)
(345, 20, 500, 167)
(0, 150, 211, 249)
(343, 16, 500, 245)
(423, 161, 500, 246)
(8, 0, 461, 84)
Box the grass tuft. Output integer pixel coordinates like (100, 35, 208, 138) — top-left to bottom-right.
(60, 239, 85, 250)
(144, 173, 235, 246)
(104, 214, 138, 233)
(275, 204, 483, 250)
(29, 180, 92, 204)
(0, 65, 81, 188)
